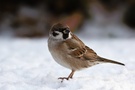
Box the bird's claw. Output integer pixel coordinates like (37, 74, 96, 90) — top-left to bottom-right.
(58, 77, 70, 82)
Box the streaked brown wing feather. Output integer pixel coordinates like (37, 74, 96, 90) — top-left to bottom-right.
(70, 47, 86, 58)
(65, 34, 97, 61)
(83, 46, 97, 60)
(69, 46, 97, 60)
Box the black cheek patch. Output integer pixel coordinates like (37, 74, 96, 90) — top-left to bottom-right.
(63, 33, 69, 39)
(52, 32, 59, 36)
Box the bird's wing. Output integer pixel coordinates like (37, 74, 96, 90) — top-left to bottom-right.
(65, 34, 97, 60)
(83, 46, 97, 60)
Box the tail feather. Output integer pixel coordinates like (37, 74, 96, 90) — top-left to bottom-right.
(98, 57, 125, 66)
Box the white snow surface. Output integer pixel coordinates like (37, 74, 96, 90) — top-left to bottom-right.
(0, 37, 135, 90)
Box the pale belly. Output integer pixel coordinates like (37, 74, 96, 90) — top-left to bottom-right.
(50, 50, 72, 69)
(49, 49, 94, 70)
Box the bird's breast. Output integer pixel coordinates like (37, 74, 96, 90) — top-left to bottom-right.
(48, 40, 72, 69)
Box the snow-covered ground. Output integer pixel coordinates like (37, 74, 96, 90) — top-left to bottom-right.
(0, 37, 135, 90)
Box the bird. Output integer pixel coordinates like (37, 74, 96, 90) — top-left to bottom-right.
(48, 23, 125, 82)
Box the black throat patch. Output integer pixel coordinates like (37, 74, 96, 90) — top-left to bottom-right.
(62, 33, 69, 39)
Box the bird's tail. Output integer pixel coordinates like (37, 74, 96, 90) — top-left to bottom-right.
(97, 57, 125, 66)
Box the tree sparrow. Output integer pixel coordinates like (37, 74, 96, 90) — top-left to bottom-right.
(48, 23, 125, 82)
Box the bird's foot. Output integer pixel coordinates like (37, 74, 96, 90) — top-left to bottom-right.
(58, 70, 74, 82)
(58, 77, 71, 82)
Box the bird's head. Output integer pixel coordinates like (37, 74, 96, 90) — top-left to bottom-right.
(49, 23, 72, 40)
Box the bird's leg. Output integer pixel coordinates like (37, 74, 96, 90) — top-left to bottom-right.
(58, 70, 75, 82)
(68, 70, 75, 79)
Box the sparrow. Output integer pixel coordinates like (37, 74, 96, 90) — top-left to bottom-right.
(48, 23, 125, 82)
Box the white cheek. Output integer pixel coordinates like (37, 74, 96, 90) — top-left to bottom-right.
(68, 32, 72, 39)
(54, 31, 63, 40)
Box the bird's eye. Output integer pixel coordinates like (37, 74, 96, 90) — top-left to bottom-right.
(63, 29, 70, 34)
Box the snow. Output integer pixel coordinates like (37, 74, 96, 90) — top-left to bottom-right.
(0, 37, 135, 90)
